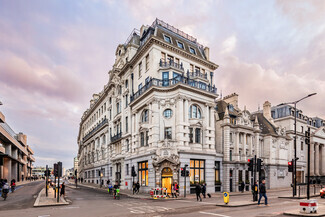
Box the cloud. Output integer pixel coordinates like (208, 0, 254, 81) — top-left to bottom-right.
(221, 35, 237, 54)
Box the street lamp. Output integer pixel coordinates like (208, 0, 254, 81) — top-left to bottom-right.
(278, 93, 317, 197)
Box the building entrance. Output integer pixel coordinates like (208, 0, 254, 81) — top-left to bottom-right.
(161, 167, 173, 194)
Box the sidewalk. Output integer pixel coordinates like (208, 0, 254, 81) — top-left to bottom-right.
(34, 187, 69, 207)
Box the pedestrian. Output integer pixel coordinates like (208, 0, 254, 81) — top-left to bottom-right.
(60, 182, 65, 197)
(201, 183, 206, 198)
(252, 181, 258, 201)
(136, 181, 140, 194)
(195, 183, 202, 202)
(241, 181, 245, 193)
(172, 182, 178, 198)
(258, 179, 268, 206)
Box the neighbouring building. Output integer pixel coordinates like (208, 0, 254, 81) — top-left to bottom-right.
(271, 104, 325, 183)
(32, 166, 51, 178)
(216, 94, 292, 192)
(0, 111, 35, 181)
(74, 157, 78, 173)
(77, 19, 221, 194)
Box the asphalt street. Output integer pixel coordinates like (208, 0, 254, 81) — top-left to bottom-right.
(1, 182, 325, 217)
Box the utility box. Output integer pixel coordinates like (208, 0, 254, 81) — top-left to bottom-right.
(300, 199, 318, 213)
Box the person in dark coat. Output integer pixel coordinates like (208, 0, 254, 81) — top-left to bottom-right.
(258, 179, 268, 205)
(241, 181, 245, 193)
(195, 183, 202, 201)
(201, 183, 206, 198)
(60, 182, 65, 197)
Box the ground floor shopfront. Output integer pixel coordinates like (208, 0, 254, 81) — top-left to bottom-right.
(82, 151, 223, 195)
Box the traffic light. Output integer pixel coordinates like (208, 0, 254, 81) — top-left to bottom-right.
(185, 170, 190, 177)
(131, 166, 137, 177)
(75, 169, 77, 176)
(0, 155, 3, 166)
(247, 158, 254, 171)
(181, 168, 185, 177)
(288, 160, 293, 172)
(257, 158, 263, 172)
(53, 163, 58, 177)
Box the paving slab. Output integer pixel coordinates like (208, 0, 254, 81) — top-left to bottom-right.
(34, 187, 69, 207)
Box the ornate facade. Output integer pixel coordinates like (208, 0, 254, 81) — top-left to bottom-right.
(77, 19, 222, 194)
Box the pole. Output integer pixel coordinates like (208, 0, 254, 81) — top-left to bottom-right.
(54, 174, 56, 198)
(184, 164, 188, 198)
(253, 155, 257, 202)
(307, 127, 310, 200)
(45, 165, 48, 197)
(57, 171, 60, 203)
(292, 159, 294, 197)
(294, 102, 297, 196)
(75, 169, 78, 188)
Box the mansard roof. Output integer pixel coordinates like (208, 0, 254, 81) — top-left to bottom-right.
(250, 113, 277, 135)
(215, 100, 240, 119)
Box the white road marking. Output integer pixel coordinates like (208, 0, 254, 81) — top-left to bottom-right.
(38, 215, 51, 217)
(59, 206, 80, 209)
(113, 203, 123, 207)
(174, 200, 216, 205)
(199, 212, 231, 217)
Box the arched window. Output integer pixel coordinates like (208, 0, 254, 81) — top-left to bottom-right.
(141, 109, 149, 123)
(189, 105, 202, 119)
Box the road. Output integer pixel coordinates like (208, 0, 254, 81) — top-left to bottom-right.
(1, 182, 324, 217)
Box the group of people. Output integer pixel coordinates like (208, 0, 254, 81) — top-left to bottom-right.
(195, 183, 207, 201)
(132, 181, 140, 194)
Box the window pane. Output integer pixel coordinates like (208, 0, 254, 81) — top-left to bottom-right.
(200, 160, 204, 168)
(200, 169, 204, 183)
(195, 169, 199, 183)
(190, 169, 194, 185)
(146, 162, 148, 169)
(195, 160, 199, 168)
(190, 160, 194, 167)
(142, 171, 145, 186)
(142, 162, 145, 168)
(146, 170, 148, 186)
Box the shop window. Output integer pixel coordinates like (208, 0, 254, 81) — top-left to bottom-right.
(190, 159, 205, 187)
(138, 161, 148, 186)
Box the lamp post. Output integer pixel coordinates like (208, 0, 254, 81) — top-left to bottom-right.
(278, 93, 317, 197)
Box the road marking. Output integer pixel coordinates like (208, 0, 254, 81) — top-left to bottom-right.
(38, 215, 51, 217)
(174, 200, 215, 205)
(199, 212, 231, 217)
(59, 206, 79, 209)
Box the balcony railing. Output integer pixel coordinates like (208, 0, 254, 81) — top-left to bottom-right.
(130, 76, 217, 103)
(111, 132, 122, 143)
(187, 69, 208, 79)
(159, 60, 184, 71)
(83, 118, 108, 142)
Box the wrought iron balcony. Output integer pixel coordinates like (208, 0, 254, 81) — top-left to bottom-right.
(83, 118, 108, 142)
(159, 60, 184, 71)
(187, 69, 208, 79)
(111, 132, 122, 143)
(130, 76, 217, 103)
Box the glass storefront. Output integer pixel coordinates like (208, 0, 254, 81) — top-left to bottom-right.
(138, 161, 148, 186)
(190, 159, 205, 194)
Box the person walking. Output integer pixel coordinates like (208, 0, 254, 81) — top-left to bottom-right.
(258, 179, 268, 206)
(136, 181, 140, 194)
(60, 182, 66, 197)
(241, 181, 245, 193)
(195, 183, 202, 202)
(201, 183, 206, 198)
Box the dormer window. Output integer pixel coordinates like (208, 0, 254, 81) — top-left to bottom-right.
(189, 47, 196, 55)
(163, 35, 172, 43)
(118, 50, 121, 56)
(177, 41, 184, 49)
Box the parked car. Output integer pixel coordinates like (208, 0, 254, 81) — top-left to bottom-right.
(320, 187, 325, 198)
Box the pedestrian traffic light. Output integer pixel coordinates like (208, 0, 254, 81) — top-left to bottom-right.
(185, 170, 190, 177)
(288, 160, 293, 172)
(131, 166, 137, 177)
(257, 158, 263, 172)
(247, 158, 254, 171)
(181, 168, 185, 177)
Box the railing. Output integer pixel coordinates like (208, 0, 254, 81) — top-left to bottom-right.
(124, 28, 140, 45)
(83, 118, 108, 142)
(159, 60, 184, 71)
(111, 132, 122, 143)
(187, 69, 208, 79)
(297, 184, 323, 197)
(130, 76, 217, 103)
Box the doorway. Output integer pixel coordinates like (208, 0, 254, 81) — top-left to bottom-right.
(161, 167, 173, 194)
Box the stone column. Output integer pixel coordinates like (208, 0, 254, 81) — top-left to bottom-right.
(243, 133, 247, 160)
(184, 99, 189, 146)
(310, 143, 314, 176)
(235, 132, 240, 161)
(176, 98, 184, 146)
(321, 144, 325, 176)
(315, 143, 320, 176)
(210, 106, 214, 128)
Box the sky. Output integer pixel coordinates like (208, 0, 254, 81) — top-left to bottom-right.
(0, 0, 324, 169)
